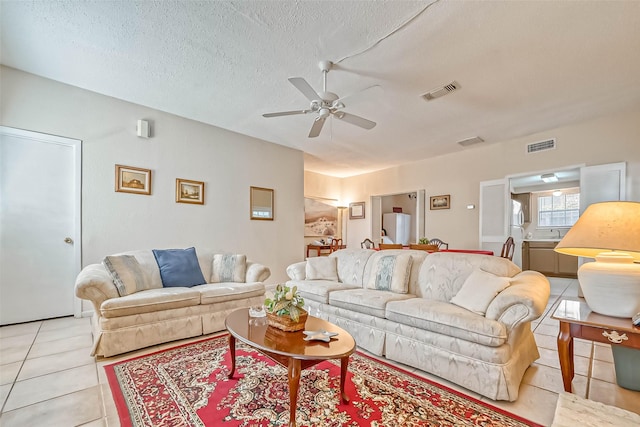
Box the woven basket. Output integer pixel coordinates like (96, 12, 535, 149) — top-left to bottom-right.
(266, 309, 308, 332)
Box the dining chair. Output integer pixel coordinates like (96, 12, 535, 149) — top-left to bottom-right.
(361, 238, 375, 249)
(429, 238, 449, 250)
(330, 238, 343, 253)
(379, 243, 403, 250)
(500, 236, 515, 261)
(409, 244, 439, 252)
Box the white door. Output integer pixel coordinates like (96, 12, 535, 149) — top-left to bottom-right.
(479, 179, 509, 256)
(580, 162, 626, 213)
(371, 195, 382, 245)
(0, 126, 81, 325)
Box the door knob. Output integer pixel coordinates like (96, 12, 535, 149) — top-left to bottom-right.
(64, 237, 74, 244)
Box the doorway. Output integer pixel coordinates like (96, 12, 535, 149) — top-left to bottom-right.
(371, 190, 425, 245)
(0, 126, 82, 325)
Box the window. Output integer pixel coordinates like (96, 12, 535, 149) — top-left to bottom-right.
(538, 193, 580, 227)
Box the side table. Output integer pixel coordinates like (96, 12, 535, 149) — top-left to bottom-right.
(552, 299, 640, 392)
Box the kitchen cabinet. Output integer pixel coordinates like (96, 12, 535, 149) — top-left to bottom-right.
(522, 241, 577, 278)
(511, 193, 531, 223)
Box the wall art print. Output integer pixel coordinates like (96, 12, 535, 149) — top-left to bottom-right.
(304, 197, 338, 237)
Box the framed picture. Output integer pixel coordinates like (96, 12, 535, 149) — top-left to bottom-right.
(176, 178, 205, 205)
(115, 164, 151, 195)
(250, 186, 274, 220)
(430, 194, 450, 210)
(349, 201, 365, 219)
(304, 197, 338, 235)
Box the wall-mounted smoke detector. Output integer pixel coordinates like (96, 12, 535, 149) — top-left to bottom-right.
(527, 138, 556, 154)
(457, 136, 484, 147)
(422, 81, 460, 101)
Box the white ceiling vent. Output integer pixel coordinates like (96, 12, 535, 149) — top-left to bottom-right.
(527, 138, 556, 154)
(422, 81, 460, 101)
(457, 136, 484, 147)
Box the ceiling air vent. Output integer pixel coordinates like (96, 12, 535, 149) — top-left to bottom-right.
(527, 138, 556, 154)
(422, 81, 460, 101)
(458, 136, 484, 147)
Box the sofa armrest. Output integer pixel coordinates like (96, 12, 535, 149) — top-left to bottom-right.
(74, 263, 119, 314)
(246, 261, 271, 283)
(485, 270, 550, 331)
(286, 261, 306, 280)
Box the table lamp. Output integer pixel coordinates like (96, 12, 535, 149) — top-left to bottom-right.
(554, 201, 640, 318)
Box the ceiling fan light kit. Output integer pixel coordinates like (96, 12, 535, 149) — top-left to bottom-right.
(263, 60, 377, 138)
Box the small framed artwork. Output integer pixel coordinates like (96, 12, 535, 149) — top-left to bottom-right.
(250, 186, 274, 220)
(430, 194, 450, 210)
(349, 201, 365, 219)
(115, 164, 151, 195)
(176, 178, 205, 205)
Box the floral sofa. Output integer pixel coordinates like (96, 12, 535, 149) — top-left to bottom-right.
(286, 248, 550, 401)
(75, 247, 270, 357)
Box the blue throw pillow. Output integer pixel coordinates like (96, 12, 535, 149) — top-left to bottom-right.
(152, 247, 206, 288)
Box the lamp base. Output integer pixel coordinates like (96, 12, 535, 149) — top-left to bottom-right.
(578, 253, 640, 318)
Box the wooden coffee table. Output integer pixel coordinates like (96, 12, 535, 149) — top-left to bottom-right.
(225, 308, 356, 427)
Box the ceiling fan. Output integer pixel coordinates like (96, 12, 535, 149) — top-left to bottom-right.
(263, 60, 378, 138)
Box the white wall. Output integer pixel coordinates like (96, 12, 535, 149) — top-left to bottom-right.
(318, 109, 640, 250)
(1, 66, 304, 292)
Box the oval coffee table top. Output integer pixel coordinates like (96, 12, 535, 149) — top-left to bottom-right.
(225, 308, 355, 360)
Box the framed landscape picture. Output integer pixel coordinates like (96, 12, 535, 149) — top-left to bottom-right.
(430, 194, 450, 210)
(115, 164, 151, 195)
(304, 197, 338, 236)
(176, 178, 205, 205)
(349, 201, 365, 219)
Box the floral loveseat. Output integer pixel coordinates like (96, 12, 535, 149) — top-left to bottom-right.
(75, 247, 270, 357)
(286, 248, 550, 401)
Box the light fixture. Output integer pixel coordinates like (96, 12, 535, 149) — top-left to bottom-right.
(554, 201, 640, 318)
(541, 173, 558, 183)
(552, 190, 563, 197)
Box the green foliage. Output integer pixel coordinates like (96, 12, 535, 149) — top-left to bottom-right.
(264, 284, 305, 322)
(418, 237, 430, 244)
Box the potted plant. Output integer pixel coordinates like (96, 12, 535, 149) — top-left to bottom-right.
(264, 284, 307, 331)
(419, 237, 430, 244)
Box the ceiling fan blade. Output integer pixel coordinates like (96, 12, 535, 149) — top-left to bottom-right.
(334, 84, 382, 107)
(333, 111, 376, 130)
(288, 77, 320, 102)
(308, 117, 326, 138)
(262, 110, 309, 118)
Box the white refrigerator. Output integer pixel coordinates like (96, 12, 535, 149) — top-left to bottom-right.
(383, 213, 411, 245)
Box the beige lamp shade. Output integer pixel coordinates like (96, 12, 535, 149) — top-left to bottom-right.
(554, 201, 640, 260)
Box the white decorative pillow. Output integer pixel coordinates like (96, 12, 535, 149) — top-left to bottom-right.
(450, 269, 512, 315)
(103, 255, 151, 296)
(366, 253, 413, 293)
(305, 257, 339, 281)
(211, 254, 247, 283)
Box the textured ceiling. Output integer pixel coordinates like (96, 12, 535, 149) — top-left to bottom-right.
(2, 1, 640, 177)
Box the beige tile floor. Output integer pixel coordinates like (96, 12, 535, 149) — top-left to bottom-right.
(1, 277, 639, 426)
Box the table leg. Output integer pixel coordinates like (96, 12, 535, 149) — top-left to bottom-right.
(228, 334, 236, 379)
(340, 356, 350, 404)
(557, 321, 574, 392)
(288, 358, 301, 427)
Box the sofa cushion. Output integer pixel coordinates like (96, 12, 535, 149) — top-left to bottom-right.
(198, 282, 265, 304)
(102, 255, 152, 296)
(289, 279, 359, 304)
(385, 298, 508, 347)
(305, 257, 339, 281)
(100, 287, 201, 318)
(211, 254, 246, 283)
(329, 288, 415, 318)
(152, 247, 206, 288)
(450, 269, 512, 315)
(366, 253, 413, 293)
(331, 248, 376, 285)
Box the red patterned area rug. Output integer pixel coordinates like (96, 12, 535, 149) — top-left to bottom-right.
(105, 334, 541, 427)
